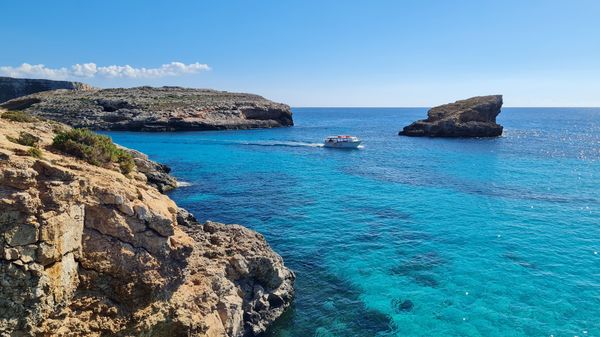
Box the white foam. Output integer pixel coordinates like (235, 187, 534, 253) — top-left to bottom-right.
(240, 140, 325, 148)
(177, 181, 193, 187)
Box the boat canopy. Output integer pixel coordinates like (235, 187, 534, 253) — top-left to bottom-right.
(325, 135, 359, 142)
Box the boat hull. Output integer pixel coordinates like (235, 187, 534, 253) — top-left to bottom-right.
(324, 141, 361, 149)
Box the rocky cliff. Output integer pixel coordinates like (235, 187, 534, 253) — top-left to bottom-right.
(399, 95, 504, 137)
(0, 114, 294, 336)
(0, 86, 293, 131)
(125, 147, 178, 193)
(0, 76, 93, 104)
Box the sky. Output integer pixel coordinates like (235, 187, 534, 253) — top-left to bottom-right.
(1, 0, 599, 107)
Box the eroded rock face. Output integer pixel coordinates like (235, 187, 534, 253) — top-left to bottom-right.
(183, 220, 295, 336)
(0, 117, 294, 336)
(124, 147, 178, 193)
(0, 76, 93, 104)
(399, 95, 504, 137)
(1, 86, 294, 131)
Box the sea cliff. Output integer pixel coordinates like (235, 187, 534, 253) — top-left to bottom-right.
(0, 111, 294, 336)
(0, 86, 293, 131)
(0, 76, 93, 104)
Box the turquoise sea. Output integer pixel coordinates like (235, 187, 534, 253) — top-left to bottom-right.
(106, 108, 600, 337)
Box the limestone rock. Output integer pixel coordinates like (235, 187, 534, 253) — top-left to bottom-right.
(183, 221, 295, 337)
(1, 86, 294, 132)
(125, 147, 178, 193)
(0, 115, 294, 336)
(399, 95, 504, 137)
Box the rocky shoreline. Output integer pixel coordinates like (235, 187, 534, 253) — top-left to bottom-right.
(124, 147, 178, 193)
(0, 85, 293, 132)
(0, 114, 294, 336)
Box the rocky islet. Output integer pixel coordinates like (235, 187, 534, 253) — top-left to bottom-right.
(399, 95, 504, 137)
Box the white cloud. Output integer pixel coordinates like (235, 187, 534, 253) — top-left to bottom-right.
(0, 62, 210, 80)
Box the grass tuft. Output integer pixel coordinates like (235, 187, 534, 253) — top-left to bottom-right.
(1, 110, 38, 123)
(7, 132, 41, 147)
(27, 147, 43, 159)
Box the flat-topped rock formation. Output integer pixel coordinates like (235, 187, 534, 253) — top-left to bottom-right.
(1, 86, 293, 131)
(0, 114, 294, 336)
(399, 95, 504, 137)
(0, 76, 93, 103)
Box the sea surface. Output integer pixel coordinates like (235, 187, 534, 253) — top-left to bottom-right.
(106, 108, 600, 337)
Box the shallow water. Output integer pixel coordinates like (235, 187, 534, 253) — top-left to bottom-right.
(106, 108, 600, 337)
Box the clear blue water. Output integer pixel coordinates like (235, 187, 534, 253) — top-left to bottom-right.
(105, 108, 600, 337)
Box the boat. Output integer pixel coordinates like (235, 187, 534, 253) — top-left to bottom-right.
(323, 135, 362, 148)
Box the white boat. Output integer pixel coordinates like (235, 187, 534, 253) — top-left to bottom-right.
(324, 135, 361, 148)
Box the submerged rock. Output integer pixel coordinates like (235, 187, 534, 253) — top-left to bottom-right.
(0, 116, 294, 336)
(1, 86, 293, 131)
(0, 76, 93, 103)
(392, 299, 414, 312)
(399, 95, 503, 137)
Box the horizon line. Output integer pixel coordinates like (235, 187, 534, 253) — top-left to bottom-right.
(291, 106, 600, 109)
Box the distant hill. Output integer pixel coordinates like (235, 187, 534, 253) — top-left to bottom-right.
(1, 86, 293, 131)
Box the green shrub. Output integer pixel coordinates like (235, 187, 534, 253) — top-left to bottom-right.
(52, 129, 134, 174)
(1, 111, 38, 123)
(7, 132, 40, 147)
(27, 147, 43, 159)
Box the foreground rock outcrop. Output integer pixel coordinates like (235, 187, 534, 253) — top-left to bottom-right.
(125, 148, 178, 193)
(0, 115, 294, 336)
(0, 86, 293, 131)
(399, 95, 503, 137)
(0, 76, 93, 103)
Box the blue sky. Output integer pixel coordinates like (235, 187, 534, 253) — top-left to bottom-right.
(2, 0, 599, 106)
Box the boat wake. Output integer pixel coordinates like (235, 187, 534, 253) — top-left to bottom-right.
(192, 139, 364, 149)
(238, 140, 325, 148)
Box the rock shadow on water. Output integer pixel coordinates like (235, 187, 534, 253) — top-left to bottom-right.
(390, 251, 445, 288)
(503, 252, 538, 270)
(261, 255, 397, 337)
(344, 205, 413, 223)
(178, 171, 312, 225)
(395, 230, 432, 245)
(353, 226, 431, 253)
(353, 220, 431, 247)
(345, 163, 597, 206)
(391, 299, 414, 313)
(412, 272, 439, 287)
(354, 206, 412, 221)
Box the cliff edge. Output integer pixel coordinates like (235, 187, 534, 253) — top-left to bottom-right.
(0, 86, 293, 131)
(0, 112, 294, 336)
(0, 76, 93, 104)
